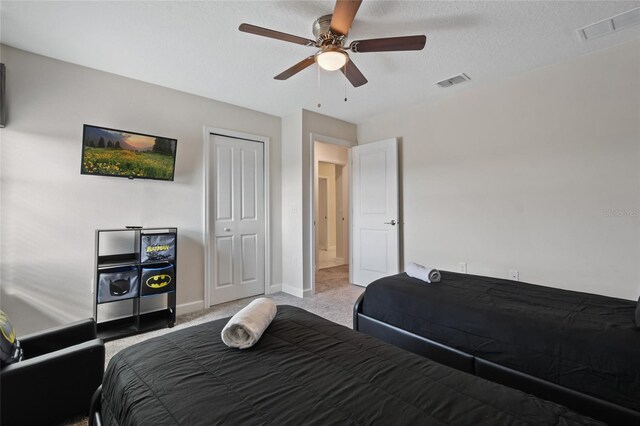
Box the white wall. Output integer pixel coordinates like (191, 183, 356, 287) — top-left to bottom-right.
(280, 110, 356, 296)
(0, 45, 282, 334)
(280, 111, 304, 297)
(358, 40, 640, 300)
(315, 142, 349, 165)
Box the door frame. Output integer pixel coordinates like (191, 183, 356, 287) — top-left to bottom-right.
(203, 126, 271, 308)
(308, 133, 355, 293)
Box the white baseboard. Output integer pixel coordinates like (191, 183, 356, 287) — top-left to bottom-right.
(177, 300, 204, 316)
(269, 283, 282, 294)
(282, 284, 304, 298)
(303, 288, 314, 298)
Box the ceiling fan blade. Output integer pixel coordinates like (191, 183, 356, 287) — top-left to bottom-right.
(274, 56, 316, 80)
(239, 23, 316, 47)
(349, 35, 426, 53)
(341, 60, 368, 87)
(330, 0, 363, 36)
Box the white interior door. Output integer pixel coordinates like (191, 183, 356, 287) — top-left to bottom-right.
(210, 135, 265, 304)
(351, 138, 399, 286)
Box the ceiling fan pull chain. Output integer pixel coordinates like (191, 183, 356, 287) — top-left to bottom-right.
(317, 64, 322, 108)
(344, 62, 348, 102)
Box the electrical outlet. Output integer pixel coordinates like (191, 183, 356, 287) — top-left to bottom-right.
(509, 270, 519, 281)
(459, 262, 467, 274)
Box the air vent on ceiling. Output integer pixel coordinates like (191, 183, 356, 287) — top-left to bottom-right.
(437, 73, 470, 88)
(577, 7, 640, 41)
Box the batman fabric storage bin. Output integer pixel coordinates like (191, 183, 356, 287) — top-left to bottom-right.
(141, 264, 175, 296)
(141, 233, 176, 263)
(98, 266, 139, 303)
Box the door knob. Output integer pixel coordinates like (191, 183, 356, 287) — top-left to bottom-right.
(384, 220, 397, 226)
(224, 228, 231, 232)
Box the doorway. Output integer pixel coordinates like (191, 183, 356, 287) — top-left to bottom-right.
(205, 130, 270, 307)
(314, 142, 350, 293)
(317, 177, 329, 252)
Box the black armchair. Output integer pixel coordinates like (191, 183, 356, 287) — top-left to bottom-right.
(1, 318, 105, 426)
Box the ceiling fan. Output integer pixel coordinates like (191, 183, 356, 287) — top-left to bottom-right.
(239, 0, 426, 88)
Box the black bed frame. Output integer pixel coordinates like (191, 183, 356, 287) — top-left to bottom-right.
(353, 293, 640, 425)
(88, 386, 103, 426)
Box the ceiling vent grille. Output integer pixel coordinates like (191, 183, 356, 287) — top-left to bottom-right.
(437, 73, 470, 88)
(577, 7, 640, 41)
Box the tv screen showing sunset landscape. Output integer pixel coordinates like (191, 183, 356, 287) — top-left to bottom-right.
(81, 125, 177, 181)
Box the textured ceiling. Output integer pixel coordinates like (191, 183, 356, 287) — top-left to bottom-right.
(1, 1, 640, 124)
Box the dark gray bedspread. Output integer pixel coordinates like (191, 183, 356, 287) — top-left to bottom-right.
(362, 272, 640, 411)
(102, 305, 602, 425)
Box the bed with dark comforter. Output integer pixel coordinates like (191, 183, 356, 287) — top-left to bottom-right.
(98, 305, 601, 425)
(354, 272, 640, 424)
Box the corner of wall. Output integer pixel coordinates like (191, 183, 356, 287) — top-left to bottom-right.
(269, 283, 282, 294)
(281, 284, 304, 298)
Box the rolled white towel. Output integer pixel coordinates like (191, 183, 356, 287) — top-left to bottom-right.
(406, 262, 441, 283)
(221, 298, 277, 349)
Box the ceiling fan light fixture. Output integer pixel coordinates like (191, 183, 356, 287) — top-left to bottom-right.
(240, 0, 426, 87)
(316, 50, 348, 71)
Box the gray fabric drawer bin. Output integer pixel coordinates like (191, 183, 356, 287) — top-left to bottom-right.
(141, 233, 176, 263)
(98, 266, 139, 303)
(140, 264, 175, 296)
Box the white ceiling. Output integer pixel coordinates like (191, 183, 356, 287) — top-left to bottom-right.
(1, 1, 639, 124)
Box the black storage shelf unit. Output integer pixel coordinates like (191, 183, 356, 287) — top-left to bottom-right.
(97, 253, 139, 268)
(93, 227, 177, 341)
(94, 311, 174, 341)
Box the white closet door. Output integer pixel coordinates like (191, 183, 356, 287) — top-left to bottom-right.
(210, 135, 264, 304)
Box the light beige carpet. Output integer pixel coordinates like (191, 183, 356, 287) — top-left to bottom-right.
(64, 269, 361, 426)
(315, 264, 350, 293)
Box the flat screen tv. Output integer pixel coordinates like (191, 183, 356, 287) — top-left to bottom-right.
(81, 125, 177, 181)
